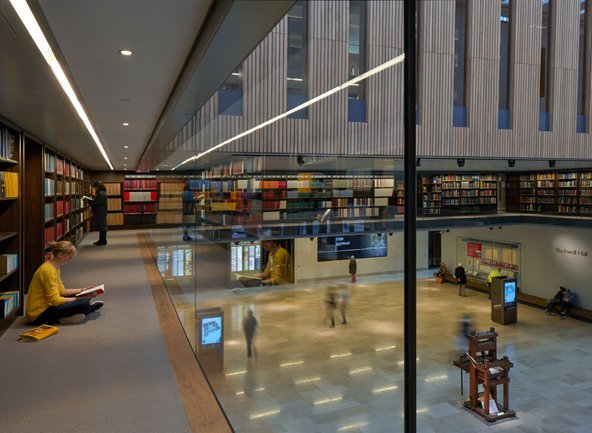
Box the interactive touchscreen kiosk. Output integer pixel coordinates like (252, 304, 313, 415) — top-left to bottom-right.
(491, 277, 517, 325)
(196, 307, 224, 373)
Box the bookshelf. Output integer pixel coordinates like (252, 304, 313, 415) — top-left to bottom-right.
(157, 181, 184, 225)
(123, 176, 157, 226)
(105, 182, 123, 226)
(506, 171, 592, 216)
(23, 138, 91, 298)
(536, 173, 556, 213)
(557, 172, 578, 214)
(580, 173, 592, 215)
(421, 175, 442, 215)
(0, 121, 21, 336)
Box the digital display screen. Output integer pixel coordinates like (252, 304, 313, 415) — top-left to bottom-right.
(201, 316, 222, 345)
(504, 280, 516, 306)
(317, 234, 387, 262)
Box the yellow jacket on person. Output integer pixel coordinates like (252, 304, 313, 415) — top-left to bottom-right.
(264, 246, 292, 285)
(488, 269, 502, 283)
(25, 261, 66, 322)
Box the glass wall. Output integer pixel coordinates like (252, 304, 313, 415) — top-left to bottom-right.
(145, 2, 592, 432)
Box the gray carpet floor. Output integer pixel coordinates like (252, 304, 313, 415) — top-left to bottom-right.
(0, 230, 191, 433)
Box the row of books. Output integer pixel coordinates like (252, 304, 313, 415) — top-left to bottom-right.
(0, 291, 19, 319)
(0, 172, 18, 198)
(107, 213, 124, 226)
(124, 179, 157, 190)
(107, 198, 122, 211)
(156, 212, 183, 224)
(45, 153, 85, 179)
(0, 128, 16, 160)
(0, 254, 18, 274)
(124, 191, 157, 202)
(123, 203, 157, 214)
(105, 182, 121, 196)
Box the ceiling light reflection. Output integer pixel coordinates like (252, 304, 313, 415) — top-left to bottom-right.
(330, 352, 352, 359)
(172, 53, 405, 170)
(280, 361, 304, 367)
(249, 409, 280, 419)
(338, 422, 368, 431)
(375, 345, 397, 351)
(294, 377, 321, 384)
(314, 397, 342, 405)
(372, 385, 399, 393)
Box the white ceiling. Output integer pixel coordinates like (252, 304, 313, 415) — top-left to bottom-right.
(0, 0, 295, 171)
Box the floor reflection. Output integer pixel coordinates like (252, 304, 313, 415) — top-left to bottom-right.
(150, 229, 592, 433)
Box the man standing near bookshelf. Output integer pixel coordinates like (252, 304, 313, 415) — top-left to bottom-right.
(88, 181, 108, 246)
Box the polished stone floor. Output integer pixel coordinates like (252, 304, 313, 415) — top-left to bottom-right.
(160, 254, 592, 433)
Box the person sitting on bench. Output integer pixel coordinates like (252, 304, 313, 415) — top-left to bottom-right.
(559, 288, 574, 319)
(545, 286, 566, 315)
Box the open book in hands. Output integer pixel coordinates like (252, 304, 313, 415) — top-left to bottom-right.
(76, 284, 106, 297)
(82, 195, 93, 201)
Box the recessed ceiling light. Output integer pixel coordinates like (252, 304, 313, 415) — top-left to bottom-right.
(122, 122, 129, 126)
(155, 168, 160, 171)
(124, 145, 128, 149)
(119, 49, 133, 56)
(124, 157, 128, 160)
(124, 164, 127, 166)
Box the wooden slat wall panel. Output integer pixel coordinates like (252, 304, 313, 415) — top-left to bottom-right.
(418, 0, 454, 156)
(469, 0, 500, 61)
(171, 0, 592, 166)
(551, 0, 579, 144)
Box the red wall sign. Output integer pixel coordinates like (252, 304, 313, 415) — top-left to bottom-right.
(467, 242, 482, 258)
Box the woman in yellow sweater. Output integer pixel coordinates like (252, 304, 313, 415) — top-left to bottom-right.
(26, 241, 103, 325)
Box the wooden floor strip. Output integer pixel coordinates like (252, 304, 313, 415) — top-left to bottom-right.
(138, 233, 233, 433)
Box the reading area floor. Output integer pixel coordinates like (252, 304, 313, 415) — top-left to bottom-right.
(1, 229, 592, 433)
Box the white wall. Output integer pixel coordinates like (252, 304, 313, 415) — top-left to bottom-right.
(441, 225, 592, 310)
(294, 232, 429, 281)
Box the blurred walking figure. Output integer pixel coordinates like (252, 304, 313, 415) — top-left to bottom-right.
(325, 286, 338, 328)
(455, 313, 473, 359)
(349, 256, 357, 283)
(242, 309, 258, 358)
(339, 286, 350, 324)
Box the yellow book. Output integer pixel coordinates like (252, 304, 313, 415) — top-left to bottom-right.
(19, 324, 59, 342)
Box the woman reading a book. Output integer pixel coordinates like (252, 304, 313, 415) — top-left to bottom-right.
(25, 241, 104, 325)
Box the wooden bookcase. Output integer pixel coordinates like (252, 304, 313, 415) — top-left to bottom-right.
(104, 182, 123, 226)
(505, 171, 592, 216)
(157, 181, 184, 225)
(421, 174, 496, 216)
(0, 120, 22, 336)
(123, 175, 157, 226)
(23, 137, 91, 300)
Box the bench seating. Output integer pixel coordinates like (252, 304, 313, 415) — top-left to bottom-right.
(441, 274, 592, 322)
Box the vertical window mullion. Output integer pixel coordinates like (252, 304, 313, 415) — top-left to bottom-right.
(287, 0, 308, 119)
(453, 0, 469, 127)
(539, 0, 553, 131)
(499, 0, 512, 129)
(348, 0, 367, 122)
(577, 0, 589, 133)
(218, 65, 243, 116)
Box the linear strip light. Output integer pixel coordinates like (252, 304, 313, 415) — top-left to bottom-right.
(171, 52, 405, 170)
(10, 0, 114, 170)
